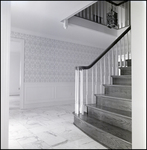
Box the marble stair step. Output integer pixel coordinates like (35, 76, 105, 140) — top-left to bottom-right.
(119, 66, 131, 75)
(111, 75, 131, 85)
(86, 104, 131, 131)
(103, 84, 131, 99)
(74, 113, 132, 149)
(95, 94, 131, 111)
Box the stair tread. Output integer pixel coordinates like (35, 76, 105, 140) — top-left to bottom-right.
(86, 104, 131, 118)
(74, 113, 132, 143)
(119, 66, 131, 69)
(103, 84, 131, 87)
(94, 94, 131, 101)
(111, 75, 131, 78)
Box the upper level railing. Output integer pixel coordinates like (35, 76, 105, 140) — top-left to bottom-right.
(75, 1, 130, 30)
(75, 26, 131, 115)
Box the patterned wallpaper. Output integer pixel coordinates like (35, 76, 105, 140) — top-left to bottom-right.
(11, 31, 104, 82)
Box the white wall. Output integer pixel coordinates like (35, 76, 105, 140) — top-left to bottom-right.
(131, 2, 146, 149)
(11, 29, 104, 108)
(1, 1, 11, 149)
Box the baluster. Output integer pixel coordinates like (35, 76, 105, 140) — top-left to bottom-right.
(86, 8, 88, 20)
(105, 2, 107, 25)
(89, 6, 91, 21)
(104, 55, 106, 85)
(112, 47, 115, 76)
(115, 4, 118, 29)
(124, 2, 127, 27)
(114, 47, 116, 75)
(126, 1, 129, 26)
(121, 5, 123, 28)
(97, 62, 100, 94)
(95, 64, 98, 94)
(122, 4, 125, 28)
(102, 58, 104, 93)
(91, 5, 93, 21)
(122, 38, 124, 67)
(94, 2, 97, 22)
(128, 31, 130, 59)
(123, 35, 126, 67)
(80, 11, 83, 18)
(101, 1, 103, 24)
(75, 69, 77, 114)
(85, 8, 87, 20)
(103, 1, 107, 25)
(99, 1, 101, 23)
(75, 69, 79, 115)
(129, 31, 131, 59)
(108, 52, 111, 84)
(100, 59, 102, 93)
(83, 9, 86, 19)
(118, 6, 121, 29)
(97, 1, 100, 23)
(105, 54, 108, 84)
(116, 44, 119, 75)
(80, 69, 84, 115)
(128, 1, 130, 26)
(120, 40, 122, 67)
(127, 32, 129, 60)
(91, 67, 94, 103)
(86, 70, 88, 105)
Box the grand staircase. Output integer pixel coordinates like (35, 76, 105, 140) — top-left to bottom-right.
(74, 59, 132, 149)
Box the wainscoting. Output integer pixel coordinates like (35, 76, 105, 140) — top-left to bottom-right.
(23, 82, 75, 108)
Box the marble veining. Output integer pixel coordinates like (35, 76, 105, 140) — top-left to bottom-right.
(9, 103, 107, 149)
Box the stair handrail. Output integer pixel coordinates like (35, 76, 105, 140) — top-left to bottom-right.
(76, 26, 131, 70)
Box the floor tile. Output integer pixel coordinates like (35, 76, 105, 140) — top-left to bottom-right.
(9, 103, 107, 149)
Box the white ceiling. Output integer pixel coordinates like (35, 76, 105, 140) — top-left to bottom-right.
(11, 1, 116, 49)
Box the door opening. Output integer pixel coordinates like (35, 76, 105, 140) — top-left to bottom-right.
(9, 38, 24, 109)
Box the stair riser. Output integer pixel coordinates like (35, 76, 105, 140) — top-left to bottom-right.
(74, 116, 132, 149)
(120, 68, 131, 75)
(112, 78, 131, 85)
(88, 107, 131, 131)
(96, 96, 131, 111)
(126, 60, 131, 67)
(104, 86, 131, 99)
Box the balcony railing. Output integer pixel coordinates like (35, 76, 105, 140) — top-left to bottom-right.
(75, 1, 130, 30)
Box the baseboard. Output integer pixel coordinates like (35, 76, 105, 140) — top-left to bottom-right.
(23, 100, 74, 109)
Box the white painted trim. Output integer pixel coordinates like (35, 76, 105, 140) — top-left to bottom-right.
(10, 38, 24, 109)
(24, 82, 75, 109)
(1, 1, 11, 149)
(131, 2, 146, 149)
(24, 100, 74, 109)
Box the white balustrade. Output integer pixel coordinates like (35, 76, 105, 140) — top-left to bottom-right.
(75, 25, 131, 116)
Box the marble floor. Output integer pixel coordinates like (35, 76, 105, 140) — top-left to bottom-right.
(9, 102, 107, 149)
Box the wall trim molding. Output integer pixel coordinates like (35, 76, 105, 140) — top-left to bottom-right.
(24, 82, 75, 109)
(23, 100, 74, 109)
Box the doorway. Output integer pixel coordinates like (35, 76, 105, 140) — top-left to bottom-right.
(9, 38, 24, 109)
